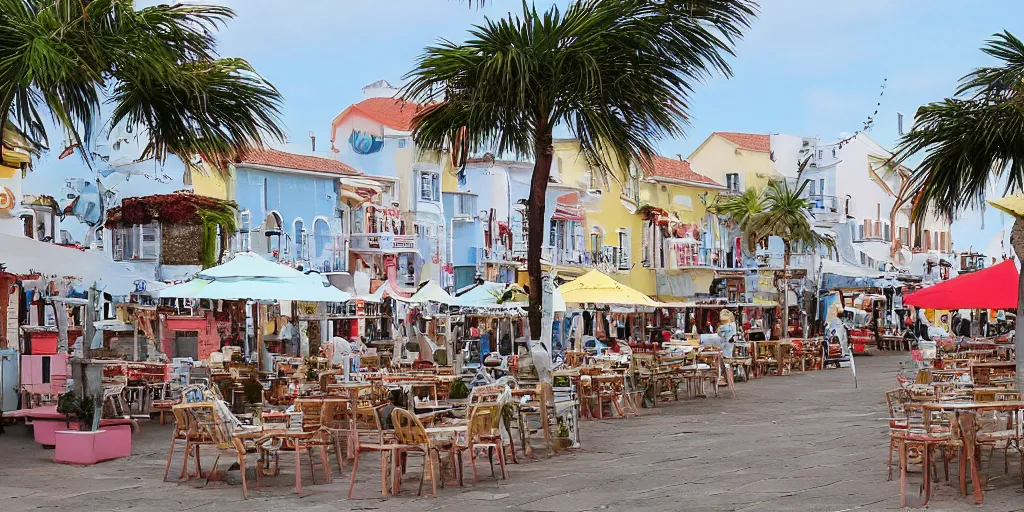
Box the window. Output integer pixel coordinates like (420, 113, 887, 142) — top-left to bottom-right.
(617, 229, 630, 270)
(397, 138, 408, 149)
(923, 230, 931, 250)
(419, 172, 440, 202)
(454, 194, 476, 217)
(113, 223, 159, 261)
(263, 177, 269, 210)
(624, 166, 640, 203)
(589, 170, 600, 190)
(549, 220, 557, 248)
(933, 232, 939, 251)
(293, 219, 305, 259)
(809, 180, 816, 196)
(590, 230, 603, 263)
(818, 178, 825, 195)
(874, 221, 881, 238)
(884, 223, 891, 242)
(725, 173, 740, 192)
(857, 224, 864, 241)
(314, 218, 331, 260)
(817, 150, 823, 159)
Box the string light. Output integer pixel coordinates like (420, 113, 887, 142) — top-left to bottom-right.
(837, 78, 888, 150)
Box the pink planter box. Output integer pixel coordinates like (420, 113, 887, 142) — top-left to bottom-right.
(53, 427, 132, 465)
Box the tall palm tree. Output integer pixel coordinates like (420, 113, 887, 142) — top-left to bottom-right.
(745, 180, 831, 338)
(402, 0, 757, 340)
(892, 31, 1024, 387)
(711, 187, 764, 232)
(0, 0, 284, 171)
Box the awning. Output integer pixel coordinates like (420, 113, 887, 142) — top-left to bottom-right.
(158, 252, 351, 302)
(454, 281, 566, 313)
(392, 280, 454, 305)
(819, 259, 886, 291)
(0, 232, 153, 296)
(989, 194, 1024, 217)
(903, 259, 1018, 310)
(558, 269, 659, 307)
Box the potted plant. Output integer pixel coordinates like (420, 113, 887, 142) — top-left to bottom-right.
(53, 391, 132, 465)
(552, 417, 572, 452)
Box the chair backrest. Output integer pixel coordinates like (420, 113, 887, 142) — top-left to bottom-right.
(293, 398, 325, 432)
(467, 403, 502, 441)
(885, 388, 911, 428)
(391, 407, 430, 445)
(320, 398, 350, 430)
(185, 402, 235, 450)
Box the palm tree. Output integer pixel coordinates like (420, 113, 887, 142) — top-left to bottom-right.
(892, 31, 1024, 388)
(0, 0, 284, 171)
(744, 180, 831, 338)
(710, 187, 765, 233)
(402, 0, 757, 341)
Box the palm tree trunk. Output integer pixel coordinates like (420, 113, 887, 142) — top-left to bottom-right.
(527, 128, 555, 339)
(781, 246, 790, 340)
(1010, 217, 1024, 392)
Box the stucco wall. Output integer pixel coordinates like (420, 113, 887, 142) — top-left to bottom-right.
(687, 135, 776, 193)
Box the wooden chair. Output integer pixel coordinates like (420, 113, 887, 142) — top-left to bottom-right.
(319, 397, 351, 474)
(164, 403, 212, 482)
(347, 404, 397, 499)
(458, 403, 509, 483)
(292, 398, 334, 487)
(891, 397, 961, 508)
(390, 407, 455, 497)
(518, 382, 556, 456)
(187, 403, 255, 499)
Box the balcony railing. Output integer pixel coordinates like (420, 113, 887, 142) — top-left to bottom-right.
(540, 246, 597, 267)
(477, 244, 521, 264)
(349, 232, 417, 252)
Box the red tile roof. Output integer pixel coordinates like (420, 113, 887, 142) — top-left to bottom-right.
(346, 97, 423, 131)
(649, 157, 722, 187)
(238, 149, 358, 176)
(714, 132, 770, 152)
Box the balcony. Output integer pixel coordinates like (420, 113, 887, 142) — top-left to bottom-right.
(805, 194, 844, 224)
(541, 246, 595, 267)
(349, 232, 417, 253)
(477, 244, 521, 265)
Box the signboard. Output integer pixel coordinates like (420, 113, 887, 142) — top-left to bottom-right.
(757, 271, 775, 291)
(351, 233, 417, 253)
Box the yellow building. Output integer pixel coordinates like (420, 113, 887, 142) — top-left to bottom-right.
(190, 162, 235, 201)
(687, 132, 781, 193)
(638, 156, 727, 300)
(549, 139, 654, 295)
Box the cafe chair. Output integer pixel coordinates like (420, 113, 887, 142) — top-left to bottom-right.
(187, 403, 256, 499)
(348, 404, 397, 499)
(391, 407, 456, 497)
(165, 403, 212, 482)
(458, 403, 509, 483)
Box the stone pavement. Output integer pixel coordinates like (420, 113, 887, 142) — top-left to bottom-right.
(4, 354, 1024, 511)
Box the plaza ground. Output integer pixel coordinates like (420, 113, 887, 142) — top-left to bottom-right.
(4, 354, 1024, 512)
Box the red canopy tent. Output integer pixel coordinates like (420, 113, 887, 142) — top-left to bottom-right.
(903, 259, 1019, 310)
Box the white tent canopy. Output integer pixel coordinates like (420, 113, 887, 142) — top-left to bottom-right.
(0, 232, 153, 296)
(158, 252, 351, 302)
(392, 280, 454, 304)
(455, 281, 566, 313)
(820, 259, 883, 278)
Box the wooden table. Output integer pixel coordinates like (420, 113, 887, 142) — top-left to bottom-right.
(233, 427, 326, 493)
(329, 382, 373, 458)
(753, 340, 793, 377)
(922, 401, 1024, 505)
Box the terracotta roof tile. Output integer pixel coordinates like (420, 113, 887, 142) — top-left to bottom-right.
(714, 132, 770, 152)
(238, 149, 358, 176)
(649, 157, 722, 187)
(348, 97, 423, 131)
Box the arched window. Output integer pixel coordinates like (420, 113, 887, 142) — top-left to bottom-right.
(293, 218, 305, 260)
(313, 218, 331, 260)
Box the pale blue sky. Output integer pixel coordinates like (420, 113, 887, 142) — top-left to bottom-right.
(200, 0, 1020, 253)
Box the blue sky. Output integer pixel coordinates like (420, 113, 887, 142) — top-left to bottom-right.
(200, 0, 1020, 253)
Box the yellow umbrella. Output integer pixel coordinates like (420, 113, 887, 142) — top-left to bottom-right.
(557, 269, 659, 306)
(989, 194, 1024, 217)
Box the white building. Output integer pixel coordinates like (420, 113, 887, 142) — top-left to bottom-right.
(772, 132, 953, 280)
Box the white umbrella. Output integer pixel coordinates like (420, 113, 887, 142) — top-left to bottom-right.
(158, 253, 351, 302)
(0, 232, 150, 296)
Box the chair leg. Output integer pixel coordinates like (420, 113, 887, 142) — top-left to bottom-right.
(347, 450, 361, 499)
(887, 439, 894, 482)
(430, 451, 438, 497)
(194, 445, 203, 479)
(488, 447, 495, 478)
(470, 446, 479, 484)
(204, 454, 221, 488)
(923, 445, 932, 507)
(163, 436, 177, 482)
(179, 441, 191, 480)
(417, 453, 426, 496)
(334, 436, 345, 474)
(498, 444, 509, 479)
(238, 452, 249, 500)
(321, 446, 332, 483)
(294, 445, 302, 494)
(899, 439, 908, 509)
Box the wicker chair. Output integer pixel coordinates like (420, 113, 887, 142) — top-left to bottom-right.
(457, 403, 509, 483)
(390, 407, 456, 497)
(347, 404, 398, 498)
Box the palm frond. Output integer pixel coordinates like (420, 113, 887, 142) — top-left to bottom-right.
(893, 31, 1024, 222)
(0, 0, 282, 170)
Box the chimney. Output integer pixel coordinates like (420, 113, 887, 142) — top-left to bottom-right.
(676, 154, 683, 161)
(309, 131, 316, 152)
